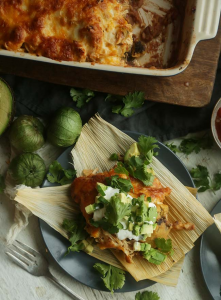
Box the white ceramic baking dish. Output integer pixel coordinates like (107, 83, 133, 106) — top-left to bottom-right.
(0, 0, 220, 76)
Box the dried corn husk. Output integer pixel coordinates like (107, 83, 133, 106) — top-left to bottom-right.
(71, 114, 214, 278)
(14, 114, 214, 286)
(214, 213, 221, 233)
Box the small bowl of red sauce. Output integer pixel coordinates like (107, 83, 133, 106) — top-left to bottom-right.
(211, 98, 221, 149)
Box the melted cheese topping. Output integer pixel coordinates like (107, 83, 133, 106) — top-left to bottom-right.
(0, 0, 133, 65)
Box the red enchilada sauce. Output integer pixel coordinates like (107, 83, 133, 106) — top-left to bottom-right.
(215, 108, 221, 142)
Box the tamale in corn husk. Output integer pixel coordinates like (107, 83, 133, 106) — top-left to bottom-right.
(14, 114, 214, 286)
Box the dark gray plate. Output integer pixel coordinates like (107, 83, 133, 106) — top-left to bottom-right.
(40, 131, 195, 293)
(200, 200, 221, 300)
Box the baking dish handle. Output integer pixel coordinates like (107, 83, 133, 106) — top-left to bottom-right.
(194, 0, 221, 42)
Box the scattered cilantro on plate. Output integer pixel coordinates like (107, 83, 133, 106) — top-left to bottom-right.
(47, 161, 76, 185)
(135, 291, 160, 300)
(70, 88, 95, 108)
(93, 263, 125, 293)
(0, 175, 5, 193)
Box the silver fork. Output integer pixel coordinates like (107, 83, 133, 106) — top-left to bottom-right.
(6, 240, 85, 300)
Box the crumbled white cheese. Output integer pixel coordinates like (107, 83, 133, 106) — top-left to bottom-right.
(148, 202, 156, 208)
(93, 207, 106, 221)
(104, 186, 120, 200)
(116, 229, 143, 241)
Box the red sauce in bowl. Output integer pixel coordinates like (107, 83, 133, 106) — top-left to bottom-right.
(215, 107, 221, 142)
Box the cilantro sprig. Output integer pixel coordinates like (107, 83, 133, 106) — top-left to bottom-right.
(0, 175, 6, 194)
(135, 291, 160, 300)
(62, 216, 89, 254)
(47, 161, 76, 185)
(93, 263, 125, 293)
(106, 91, 145, 117)
(165, 134, 213, 155)
(70, 88, 95, 108)
(190, 165, 221, 193)
(105, 175, 133, 193)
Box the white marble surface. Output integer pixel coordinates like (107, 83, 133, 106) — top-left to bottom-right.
(0, 133, 221, 300)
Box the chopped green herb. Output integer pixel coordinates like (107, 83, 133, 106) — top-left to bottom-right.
(0, 175, 5, 193)
(137, 136, 159, 163)
(190, 165, 221, 193)
(47, 161, 76, 185)
(105, 175, 133, 193)
(114, 162, 129, 175)
(180, 135, 213, 155)
(70, 88, 95, 108)
(62, 216, 89, 254)
(105, 195, 131, 226)
(212, 173, 221, 191)
(165, 134, 213, 155)
(109, 153, 119, 161)
(93, 263, 125, 293)
(107, 91, 145, 117)
(135, 291, 160, 300)
(190, 165, 210, 192)
(165, 143, 181, 154)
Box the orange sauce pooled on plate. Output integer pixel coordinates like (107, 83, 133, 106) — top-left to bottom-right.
(215, 107, 221, 142)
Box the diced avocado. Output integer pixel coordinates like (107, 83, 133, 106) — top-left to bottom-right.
(140, 243, 151, 252)
(131, 205, 137, 213)
(133, 225, 141, 236)
(124, 143, 140, 161)
(124, 216, 129, 221)
(143, 248, 167, 265)
(133, 242, 151, 252)
(81, 240, 94, 254)
(95, 195, 108, 204)
(146, 168, 155, 175)
(85, 203, 103, 214)
(96, 183, 107, 196)
(128, 222, 134, 231)
(118, 193, 131, 204)
(141, 224, 154, 235)
(153, 223, 157, 230)
(85, 204, 95, 214)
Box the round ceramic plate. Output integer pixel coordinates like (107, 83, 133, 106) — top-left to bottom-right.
(40, 131, 195, 293)
(200, 199, 221, 300)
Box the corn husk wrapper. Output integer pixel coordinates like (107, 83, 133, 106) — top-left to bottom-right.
(214, 213, 221, 233)
(14, 114, 214, 286)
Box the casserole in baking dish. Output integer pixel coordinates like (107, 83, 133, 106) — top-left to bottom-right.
(0, 0, 220, 76)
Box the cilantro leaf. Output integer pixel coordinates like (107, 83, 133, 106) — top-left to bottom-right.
(165, 143, 181, 154)
(93, 263, 125, 293)
(190, 165, 210, 192)
(109, 153, 119, 161)
(135, 291, 160, 300)
(114, 162, 129, 175)
(62, 216, 88, 254)
(47, 161, 76, 185)
(110, 91, 145, 117)
(134, 165, 155, 186)
(90, 219, 119, 234)
(179, 135, 213, 155)
(154, 238, 173, 254)
(105, 175, 133, 193)
(105, 195, 131, 226)
(212, 173, 221, 191)
(0, 175, 6, 194)
(137, 136, 159, 163)
(112, 105, 123, 114)
(70, 88, 95, 108)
